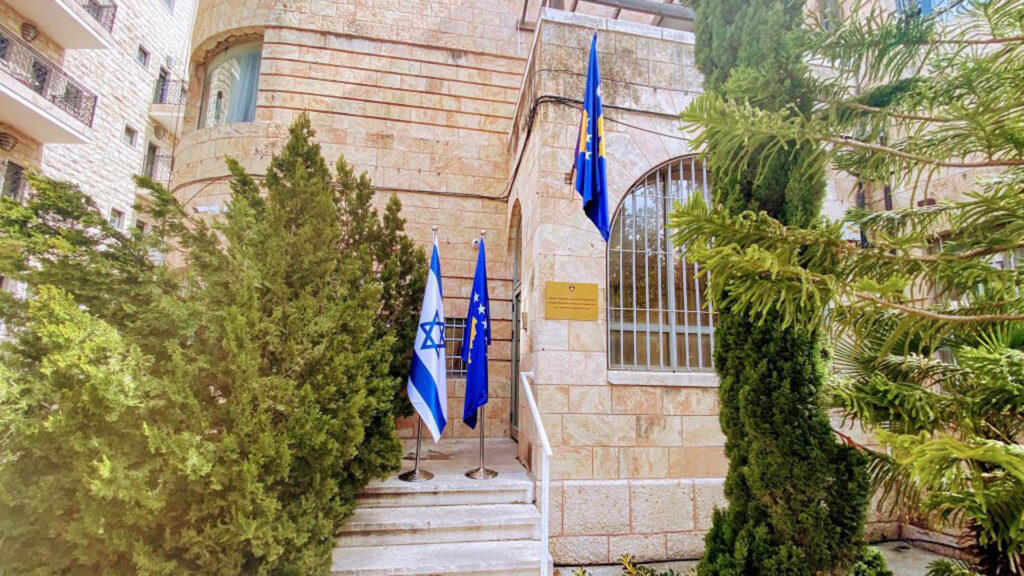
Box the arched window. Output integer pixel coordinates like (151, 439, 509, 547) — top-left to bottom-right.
(198, 41, 262, 128)
(608, 156, 715, 372)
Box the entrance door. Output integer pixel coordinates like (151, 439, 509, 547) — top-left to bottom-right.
(510, 289, 521, 441)
(509, 218, 522, 441)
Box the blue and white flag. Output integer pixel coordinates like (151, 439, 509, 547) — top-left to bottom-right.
(574, 33, 610, 241)
(461, 238, 490, 429)
(408, 236, 448, 442)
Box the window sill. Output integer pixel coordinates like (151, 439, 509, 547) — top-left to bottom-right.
(608, 370, 718, 388)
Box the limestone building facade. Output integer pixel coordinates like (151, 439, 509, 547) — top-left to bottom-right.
(0, 0, 196, 247)
(171, 0, 907, 566)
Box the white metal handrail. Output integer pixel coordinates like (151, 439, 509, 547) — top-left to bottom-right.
(520, 371, 553, 576)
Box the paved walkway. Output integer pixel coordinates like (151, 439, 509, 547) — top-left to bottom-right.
(559, 541, 946, 575)
(876, 541, 946, 576)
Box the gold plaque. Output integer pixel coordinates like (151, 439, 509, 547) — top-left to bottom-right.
(545, 281, 599, 321)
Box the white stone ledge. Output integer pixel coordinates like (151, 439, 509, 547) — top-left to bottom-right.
(540, 7, 696, 45)
(608, 370, 718, 387)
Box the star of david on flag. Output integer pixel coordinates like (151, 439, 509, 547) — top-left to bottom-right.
(419, 311, 445, 353)
(407, 236, 448, 442)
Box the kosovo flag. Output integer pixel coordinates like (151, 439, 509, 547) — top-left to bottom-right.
(461, 238, 490, 429)
(574, 33, 610, 241)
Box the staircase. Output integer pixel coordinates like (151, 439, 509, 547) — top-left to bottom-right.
(331, 439, 550, 576)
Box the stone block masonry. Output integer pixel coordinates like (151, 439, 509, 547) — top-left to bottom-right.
(168, 1, 899, 566)
(174, 0, 533, 439)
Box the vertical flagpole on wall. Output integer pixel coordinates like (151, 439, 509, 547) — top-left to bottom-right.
(467, 230, 497, 480)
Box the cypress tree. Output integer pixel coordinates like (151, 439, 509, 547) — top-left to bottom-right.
(683, 2, 872, 574)
(0, 113, 421, 574)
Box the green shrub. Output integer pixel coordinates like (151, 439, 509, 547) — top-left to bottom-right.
(681, 1, 875, 574)
(0, 113, 422, 574)
(851, 547, 894, 576)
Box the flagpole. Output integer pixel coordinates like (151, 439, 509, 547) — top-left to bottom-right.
(467, 230, 497, 480)
(399, 416, 434, 482)
(400, 226, 441, 483)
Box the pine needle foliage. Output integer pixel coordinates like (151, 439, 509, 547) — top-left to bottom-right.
(0, 113, 423, 574)
(686, 2, 877, 575)
(673, 1, 1024, 574)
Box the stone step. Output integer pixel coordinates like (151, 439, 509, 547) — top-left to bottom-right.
(357, 474, 534, 508)
(330, 540, 544, 576)
(336, 503, 541, 546)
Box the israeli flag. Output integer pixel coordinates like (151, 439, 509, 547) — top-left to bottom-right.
(407, 236, 448, 442)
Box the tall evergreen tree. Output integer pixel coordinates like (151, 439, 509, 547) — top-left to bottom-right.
(0, 113, 422, 574)
(684, 2, 872, 575)
(672, 2, 1024, 574)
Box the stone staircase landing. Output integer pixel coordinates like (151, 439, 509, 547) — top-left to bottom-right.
(332, 438, 549, 576)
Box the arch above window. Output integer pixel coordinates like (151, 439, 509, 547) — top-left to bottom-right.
(608, 155, 715, 372)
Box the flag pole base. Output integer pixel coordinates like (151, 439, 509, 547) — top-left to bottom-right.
(399, 417, 433, 482)
(465, 466, 498, 480)
(399, 468, 434, 482)
(465, 407, 497, 479)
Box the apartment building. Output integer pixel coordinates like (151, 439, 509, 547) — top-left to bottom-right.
(0, 0, 196, 237)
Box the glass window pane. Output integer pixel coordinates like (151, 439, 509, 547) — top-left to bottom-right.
(607, 156, 715, 372)
(201, 41, 263, 128)
(444, 318, 466, 377)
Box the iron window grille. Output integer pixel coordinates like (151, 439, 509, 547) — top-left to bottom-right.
(608, 155, 716, 372)
(153, 78, 187, 105)
(141, 148, 173, 184)
(445, 317, 467, 378)
(75, 0, 117, 32)
(0, 24, 98, 126)
(146, 154, 173, 183)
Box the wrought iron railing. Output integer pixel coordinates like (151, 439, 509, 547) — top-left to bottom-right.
(0, 25, 98, 126)
(141, 154, 173, 183)
(73, 0, 117, 33)
(153, 79, 187, 105)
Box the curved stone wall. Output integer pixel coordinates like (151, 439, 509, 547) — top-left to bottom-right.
(174, 0, 531, 442)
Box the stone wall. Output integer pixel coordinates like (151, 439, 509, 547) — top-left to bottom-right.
(0, 122, 41, 192)
(173, 0, 535, 439)
(171, 0, 901, 565)
(39, 0, 197, 227)
(508, 11, 898, 564)
(507, 13, 728, 563)
(0, 1, 65, 63)
(0, 1, 65, 182)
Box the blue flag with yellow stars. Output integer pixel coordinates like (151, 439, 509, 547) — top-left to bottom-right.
(574, 33, 610, 242)
(461, 237, 490, 429)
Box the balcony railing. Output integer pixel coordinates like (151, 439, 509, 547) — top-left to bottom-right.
(0, 24, 98, 126)
(141, 154, 173, 183)
(153, 79, 187, 105)
(74, 0, 117, 33)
